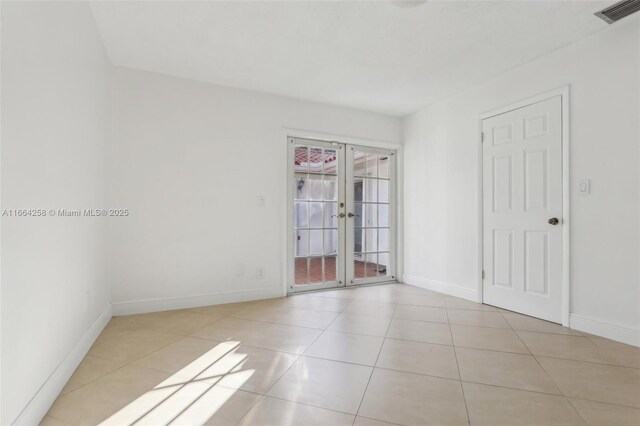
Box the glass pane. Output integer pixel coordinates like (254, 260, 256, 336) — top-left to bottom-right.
(309, 257, 323, 284)
(294, 202, 308, 228)
(309, 202, 323, 228)
(324, 256, 337, 282)
(354, 254, 366, 278)
(354, 151, 367, 177)
(379, 156, 390, 179)
(366, 228, 378, 252)
(323, 202, 337, 228)
(324, 229, 338, 255)
(378, 252, 390, 276)
(354, 202, 363, 228)
(364, 204, 377, 227)
(379, 228, 389, 252)
(309, 147, 323, 174)
(364, 179, 378, 202)
(308, 174, 323, 201)
(354, 228, 363, 252)
(310, 230, 323, 256)
(366, 154, 378, 178)
(324, 176, 337, 201)
(324, 149, 338, 175)
(294, 146, 308, 173)
(295, 257, 308, 285)
(295, 230, 309, 256)
(379, 180, 389, 203)
(369, 253, 379, 277)
(378, 204, 389, 227)
(294, 174, 308, 200)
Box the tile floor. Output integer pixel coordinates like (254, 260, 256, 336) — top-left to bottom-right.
(43, 284, 640, 426)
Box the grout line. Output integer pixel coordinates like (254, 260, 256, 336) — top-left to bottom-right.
(446, 307, 471, 425)
(353, 302, 398, 421)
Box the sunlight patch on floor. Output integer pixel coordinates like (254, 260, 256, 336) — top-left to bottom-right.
(99, 341, 254, 425)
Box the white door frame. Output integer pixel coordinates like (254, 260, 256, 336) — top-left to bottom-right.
(282, 128, 403, 296)
(478, 86, 570, 326)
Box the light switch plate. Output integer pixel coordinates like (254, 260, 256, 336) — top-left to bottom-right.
(578, 179, 590, 195)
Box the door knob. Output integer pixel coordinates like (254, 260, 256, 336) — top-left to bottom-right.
(338, 213, 346, 218)
(548, 217, 559, 225)
(347, 212, 360, 218)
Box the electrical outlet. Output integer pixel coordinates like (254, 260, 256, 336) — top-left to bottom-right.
(256, 267, 264, 279)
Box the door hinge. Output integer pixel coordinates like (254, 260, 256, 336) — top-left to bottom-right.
(482, 270, 485, 279)
(481, 133, 485, 143)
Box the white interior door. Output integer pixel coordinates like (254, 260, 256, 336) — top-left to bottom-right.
(288, 139, 396, 293)
(482, 96, 563, 323)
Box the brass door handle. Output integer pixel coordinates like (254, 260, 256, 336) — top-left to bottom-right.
(347, 212, 359, 218)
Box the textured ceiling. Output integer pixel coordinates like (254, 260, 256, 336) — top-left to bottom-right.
(90, 0, 610, 116)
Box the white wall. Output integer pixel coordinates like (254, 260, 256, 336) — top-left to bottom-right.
(403, 17, 640, 344)
(1, 2, 112, 424)
(108, 68, 402, 314)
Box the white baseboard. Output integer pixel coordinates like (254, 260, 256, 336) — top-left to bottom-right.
(112, 286, 283, 316)
(570, 313, 640, 347)
(402, 274, 479, 302)
(12, 304, 112, 426)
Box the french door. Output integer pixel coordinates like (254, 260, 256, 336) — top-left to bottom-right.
(287, 137, 396, 293)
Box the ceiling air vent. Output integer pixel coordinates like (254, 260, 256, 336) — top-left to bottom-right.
(595, 0, 640, 24)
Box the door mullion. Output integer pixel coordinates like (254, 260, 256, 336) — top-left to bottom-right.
(344, 145, 355, 286)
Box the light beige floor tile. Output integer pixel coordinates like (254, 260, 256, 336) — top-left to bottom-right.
(309, 288, 360, 300)
(396, 293, 447, 308)
(586, 335, 640, 369)
(111, 310, 220, 335)
(267, 356, 372, 414)
(376, 338, 459, 379)
(187, 302, 245, 317)
(191, 317, 268, 342)
(344, 300, 397, 317)
(356, 287, 401, 303)
(463, 382, 584, 425)
(394, 304, 448, 323)
(198, 345, 298, 394)
(353, 417, 400, 426)
(517, 331, 617, 364)
(39, 416, 69, 426)
(447, 309, 510, 329)
(61, 355, 125, 395)
(450, 325, 529, 354)
(359, 368, 468, 425)
(304, 331, 384, 366)
(88, 325, 182, 363)
(387, 318, 452, 345)
(501, 312, 581, 335)
(231, 303, 292, 322)
(238, 396, 355, 425)
(456, 347, 561, 394)
(569, 398, 640, 425)
(243, 322, 323, 354)
(170, 387, 261, 425)
(47, 365, 170, 425)
(268, 307, 339, 329)
(328, 313, 392, 337)
(300, 296, 352, 312)
(537, 357, 640, 408)
(132, 336, 223, 375)
(444, 297, 496, 311)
